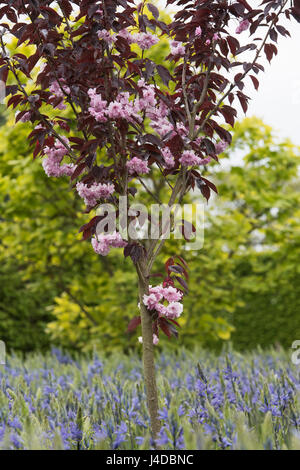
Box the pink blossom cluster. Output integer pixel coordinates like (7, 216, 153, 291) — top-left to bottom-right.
(76, 181, 115, 207)
(147, 103, 173, 137)
(170, 40, 185, 56)
(42, 138, 74, 178)
(236, 19, 250, 34)
(42, 158, 74, 178)
(98, 28, 159, 50)
(49, 80, 70, 110)
(195, 26, 202, 37)
(143, 284, 183, 320)
(42, 159, 74, 178)
(88, 83, 190, 150)
(161, 147, 175, 169)
(44, 137, 69, 160)
(150, 116, 173, 138)
(88, 81, 174, 142)
(88, 89, 138, 123)
(179, 150, 202, 167)
(135, 80, 156, 110)
(88, 88, 107, 122)
(118, 29, 159, 49)
(215, 140, 229, 154)
(91, 231, 127, 256)
(97, 29, 115, 44)
(135, 32, 159, 50)
(126, 157, 150, 175)
(107, 101, 126, 119)
(108, 93, 137, 120)
(200, 157, 211, 165)
(176, 123, 189, 137)
(145, 99, 173, 138)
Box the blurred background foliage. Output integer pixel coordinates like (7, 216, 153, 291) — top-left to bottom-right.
(0, 109, 299, 353)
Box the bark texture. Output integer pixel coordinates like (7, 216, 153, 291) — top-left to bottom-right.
(137, 258, 160, 440)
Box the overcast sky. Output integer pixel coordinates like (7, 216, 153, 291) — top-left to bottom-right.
(246, 19, 300, 146)
(157, 1, 300, 146)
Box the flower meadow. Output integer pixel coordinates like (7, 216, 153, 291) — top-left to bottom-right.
(0, 348, 299, 450)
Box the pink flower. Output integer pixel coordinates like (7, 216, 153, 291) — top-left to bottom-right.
(165, 302, 183, 319)
(91, 236, 110, 256)
(153, 334, 159, 346)
(213, 33, 220, 41)
(155, 303, 168, 317)
(118, 29, 135, 43)
(42, 138, 74, 178)
(49, 80, 70, 98)
(143, 293, 159, 310)
(236, 19, 250, 34)
(106, 232, 128, 248)
(135, 84, 156, 110)
(44, 137, 69, 161)
(44, 137, 69, 160)
(215, 140, 229, 154)
(107, 101, 125, 119)
(116, 92, 131, 106)
(88, 88, 107, 122)
(135, 32, 159, 50)
(205, 39, 211, 46)
(118, 31, 158, 49)
(179, 150, 202, 167)
(110, 93, 138, 121)
(60, 163, 75, 176)
(91, 231, 127, 256)
(150, 117, 174, 138)
(170, 41, 185, 56)
(176, 123, 189, 137)
(76, 182, 115, 207)
(97, 29, 115, 44)
(126, 157, 150, 175)
(49, 80, 70, 109)
(161, 147, 175, 169)
(149, 285, 164, 302)
(195, 26, 202, 37)
(42, 159, 74, 178)
(163, 286, 183, 303)
(199, 157, 211, 165)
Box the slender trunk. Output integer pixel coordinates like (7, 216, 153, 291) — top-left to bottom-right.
(137, 259, 160, 440)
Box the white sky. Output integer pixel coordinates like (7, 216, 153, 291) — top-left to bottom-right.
(157, 0, 300, 146)
(246, 19, 300, 146)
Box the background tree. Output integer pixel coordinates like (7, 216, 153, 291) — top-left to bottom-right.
(209, 117, 300, 350)
(0, 0, 299, 438)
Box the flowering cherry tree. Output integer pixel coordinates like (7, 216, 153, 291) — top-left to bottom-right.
(0, 0, 299, 439)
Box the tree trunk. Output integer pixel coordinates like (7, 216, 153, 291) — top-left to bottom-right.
(137, 259, 160, 441)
